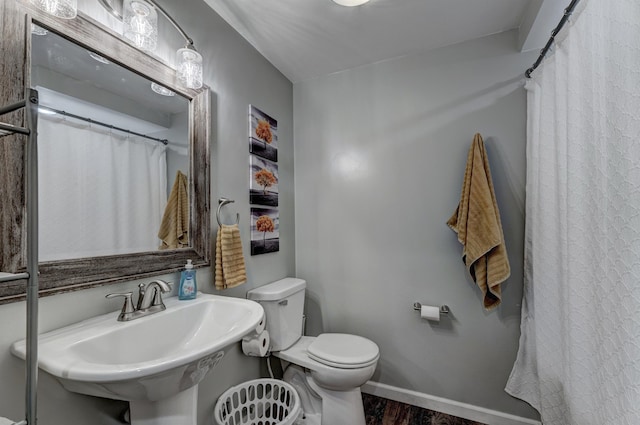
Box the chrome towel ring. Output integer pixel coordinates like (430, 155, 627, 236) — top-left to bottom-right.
(217, 198, 240, 227)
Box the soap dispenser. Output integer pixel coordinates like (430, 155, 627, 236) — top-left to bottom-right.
(178, 259, 197, 300)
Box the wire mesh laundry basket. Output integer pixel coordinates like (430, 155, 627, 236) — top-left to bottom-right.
(214, 378, 302, 425)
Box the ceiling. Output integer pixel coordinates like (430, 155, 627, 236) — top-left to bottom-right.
(203, 0, 565, 83)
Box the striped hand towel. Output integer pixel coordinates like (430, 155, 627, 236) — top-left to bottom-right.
(214, 224, 247, 289)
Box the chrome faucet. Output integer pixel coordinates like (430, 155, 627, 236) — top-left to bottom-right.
(106, 279, 172, 322)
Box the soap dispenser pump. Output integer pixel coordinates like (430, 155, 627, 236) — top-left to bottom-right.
(178, 259, 197, 300)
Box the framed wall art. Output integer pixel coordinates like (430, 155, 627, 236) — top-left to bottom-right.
(248, 105, 280, 255)
(249, 105, 277, 162)
(250, 207, 279, 255)
(250, 154, 278, 207)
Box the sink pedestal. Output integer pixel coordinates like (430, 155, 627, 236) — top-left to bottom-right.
(129, 386, 198, 425)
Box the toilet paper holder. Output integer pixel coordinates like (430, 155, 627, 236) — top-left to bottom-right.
(413, 302, 450, 315)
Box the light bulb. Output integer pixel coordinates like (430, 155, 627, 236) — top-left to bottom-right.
(177, 47, 203, 89)
(29, 0, 77, 19)
(123, 0, 158, 52)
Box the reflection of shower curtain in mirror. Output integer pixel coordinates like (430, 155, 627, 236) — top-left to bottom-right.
(38, 116, 167, 261)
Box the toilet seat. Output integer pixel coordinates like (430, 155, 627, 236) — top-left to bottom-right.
(307, 333, 379, 369)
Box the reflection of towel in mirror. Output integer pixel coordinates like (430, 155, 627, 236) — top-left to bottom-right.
(215, 224, 247, 290)
(447, 133, 510, 310)
(158, 170, 189, 249)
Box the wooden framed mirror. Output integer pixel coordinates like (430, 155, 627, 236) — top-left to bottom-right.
(0, 4, 210, 303)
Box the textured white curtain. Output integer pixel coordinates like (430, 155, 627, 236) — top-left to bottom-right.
(505, 1, 640, 424)
(38, 116, 167, 261)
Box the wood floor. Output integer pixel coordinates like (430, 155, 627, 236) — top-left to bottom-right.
(363, 394, 487, 425)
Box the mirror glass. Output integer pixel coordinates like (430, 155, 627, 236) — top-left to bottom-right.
(31, 24, 190, 261)
(0, 9, 209, 303)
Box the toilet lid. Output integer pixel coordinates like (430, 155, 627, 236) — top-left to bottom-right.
(307, 333, 379, 369)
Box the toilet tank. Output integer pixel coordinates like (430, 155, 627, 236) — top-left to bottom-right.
(247, 278, 306, 351)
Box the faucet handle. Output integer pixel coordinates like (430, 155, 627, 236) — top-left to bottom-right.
(106, 292, 135, 321)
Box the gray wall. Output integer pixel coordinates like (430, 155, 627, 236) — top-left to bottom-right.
(293, 30, 538, 419)
(0, 0, 293, 423)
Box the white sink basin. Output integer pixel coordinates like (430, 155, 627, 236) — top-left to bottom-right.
(11, 293, 264, 425)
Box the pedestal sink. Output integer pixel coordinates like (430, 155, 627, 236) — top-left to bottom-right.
(11, 293, 264, 425)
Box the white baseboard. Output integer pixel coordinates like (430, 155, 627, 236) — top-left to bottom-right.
(361, 381, 541, 425)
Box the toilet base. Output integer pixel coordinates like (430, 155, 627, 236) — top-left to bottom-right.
(283, 365, 366, 425)
(308, 378, 366, 425)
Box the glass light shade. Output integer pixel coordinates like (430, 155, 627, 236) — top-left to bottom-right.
(29, 0, 77, 19)
(123, 0, 158, 52)
(177, 47, 203, 89)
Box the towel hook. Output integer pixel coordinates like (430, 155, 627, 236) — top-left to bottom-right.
(217, 198, 240, 227)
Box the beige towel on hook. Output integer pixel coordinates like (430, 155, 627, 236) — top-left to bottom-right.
(158, 170, 189, 249)
(447, 133, 510, 310)
(215, 224, 247, 289)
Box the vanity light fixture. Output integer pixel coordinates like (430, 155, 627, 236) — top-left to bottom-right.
(98, 0, 204, 90)
(29, 0, 77, 19)
(176, 47, 203, 90)
(123, 0, 158, 52)
(332, 0, 371, 6)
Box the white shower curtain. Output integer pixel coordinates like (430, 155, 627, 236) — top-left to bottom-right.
(38, 116, 167, 261)
(505, 1, 640, 424)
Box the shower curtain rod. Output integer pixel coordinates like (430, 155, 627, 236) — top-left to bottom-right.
(525, 0, 581, 78)
(39, 105, 169, 145)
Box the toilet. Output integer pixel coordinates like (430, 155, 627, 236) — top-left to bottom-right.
(247, 278, 379, 425)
